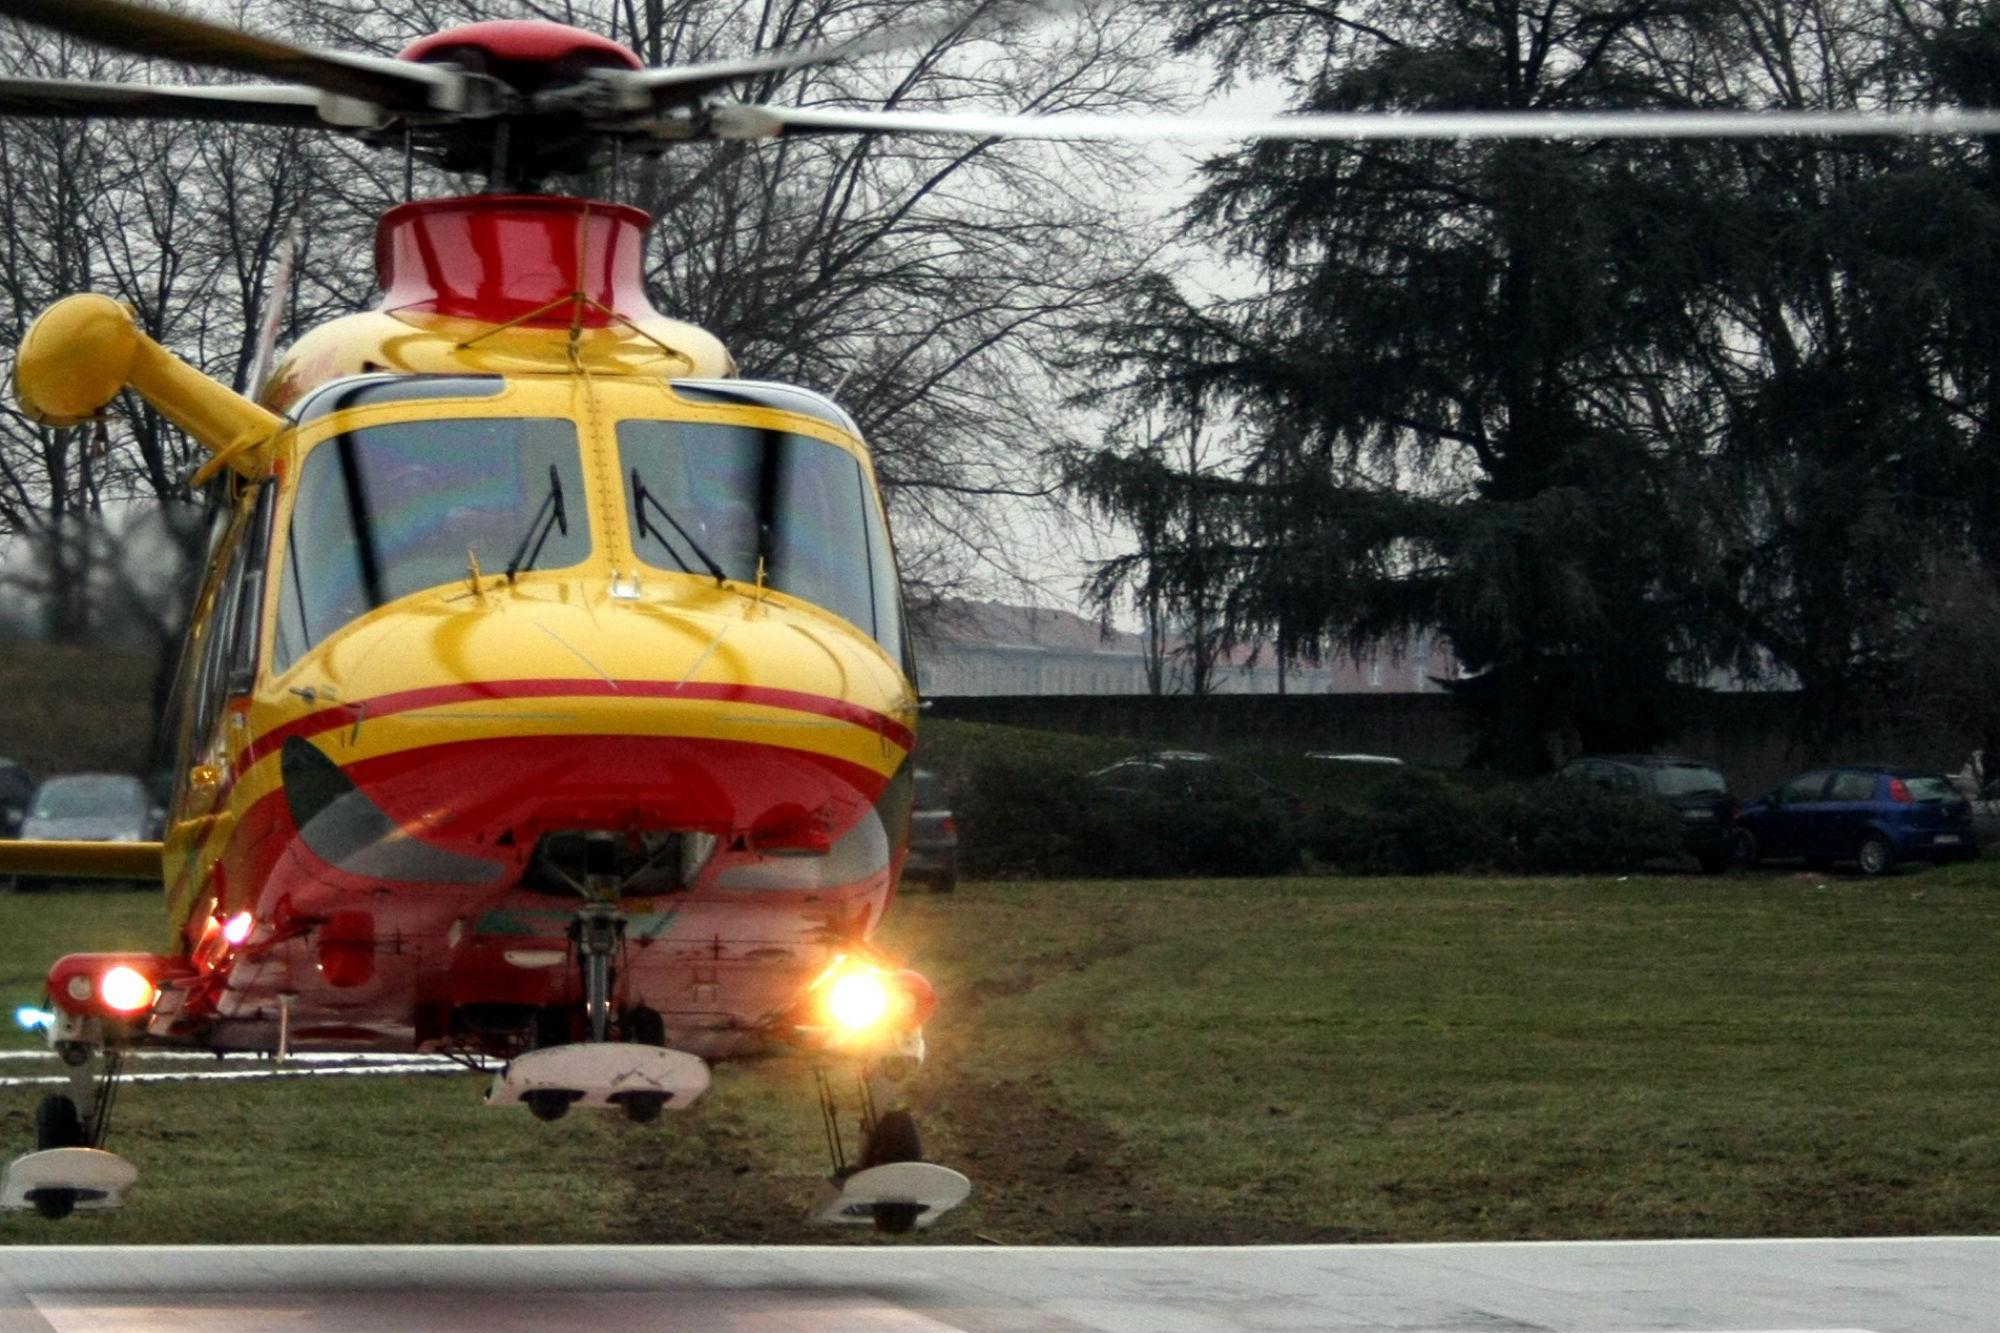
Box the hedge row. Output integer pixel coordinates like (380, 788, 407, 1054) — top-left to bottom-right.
(952, 758, 1687, 879)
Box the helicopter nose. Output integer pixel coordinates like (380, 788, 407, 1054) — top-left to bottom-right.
(276, 594, 911, 883)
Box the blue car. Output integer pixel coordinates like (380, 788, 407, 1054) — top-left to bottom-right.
(1735, 766, 1976, 876)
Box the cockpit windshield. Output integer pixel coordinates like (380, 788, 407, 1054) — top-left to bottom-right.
(273, 418, 587, 671)
(618, 420, 905, 661)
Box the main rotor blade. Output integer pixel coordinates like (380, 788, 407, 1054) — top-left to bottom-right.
(0, 0, 461, 114)
(609, 0, 1078, 112)
(0, 76, 329, 127)
(698, 103, 2000, 142)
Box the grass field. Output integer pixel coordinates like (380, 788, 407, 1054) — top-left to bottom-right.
(0, 642, 158, 778)
(2, 863, 1998, 1244)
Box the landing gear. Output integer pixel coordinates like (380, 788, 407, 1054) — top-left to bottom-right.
(573, 904, 621, 1044)
(811, 1064, 968, 1234)
(524, 1090, 577, 1123)
(488, 908, 712, 1118)
(29, 1094, 87, 1220)
(2, 1037, 138, 1218)
(614, 1092, 668, 1124)
(859, 1109, 925, 1234)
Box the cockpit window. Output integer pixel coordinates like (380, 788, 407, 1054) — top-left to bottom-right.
(272, 418, 586, 670)
(618, 420, 904, 660)
(287, 375, 506, 427)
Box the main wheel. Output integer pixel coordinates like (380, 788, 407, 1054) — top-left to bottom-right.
(34, 1094, 86, 1151)
(524, 1090, 574, 1122)
(1857, 835, 1896, 877)
(860, 1109, 926, 1235)
(616, 1092, 668, 1124)
(31, 1094, 88, 1220)
(860, 1108, 923, 1168)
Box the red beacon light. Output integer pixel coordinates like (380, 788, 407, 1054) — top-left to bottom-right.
(47, 953, 191, 1020)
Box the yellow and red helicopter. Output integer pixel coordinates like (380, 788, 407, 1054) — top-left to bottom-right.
(0, 0, 1994, 1230)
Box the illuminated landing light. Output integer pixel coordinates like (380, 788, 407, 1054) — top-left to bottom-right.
(99, 966, 157, 1014)
(827, 970, 893, 1032)
(14, 1006, 52, 1032)
(221, 911, 254, 946)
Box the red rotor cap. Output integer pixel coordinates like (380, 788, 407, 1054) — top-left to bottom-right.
(399, 20, 643, 74)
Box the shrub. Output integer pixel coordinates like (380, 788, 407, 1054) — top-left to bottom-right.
(953, 753, 1097, 878)
(1501, 780, 1685, 873)
(953, 754, 1304, 879)
(1306, 768, 1509, 874)
(1075, 783, 1302, 878)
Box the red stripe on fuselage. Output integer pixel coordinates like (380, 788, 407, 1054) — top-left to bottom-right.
(237, 678, 914, 772)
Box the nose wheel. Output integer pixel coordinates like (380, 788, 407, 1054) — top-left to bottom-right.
(492, 906, 710, 1121)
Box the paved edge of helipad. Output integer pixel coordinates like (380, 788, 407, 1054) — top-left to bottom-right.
(0, 1237, 1993, 1333)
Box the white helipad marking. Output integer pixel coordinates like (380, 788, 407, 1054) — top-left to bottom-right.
(0, 1050, 471, 1064)
(29, 1291, 965, 1333)
(0, 1064, 470, 1088)
(0, 1050, 488, 1087)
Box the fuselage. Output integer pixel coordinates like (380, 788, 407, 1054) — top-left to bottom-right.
(158, 372, 918, 1060)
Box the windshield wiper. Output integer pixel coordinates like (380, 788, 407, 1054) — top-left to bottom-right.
(505, 464, 569, 583)
(631, 469, 727, 586)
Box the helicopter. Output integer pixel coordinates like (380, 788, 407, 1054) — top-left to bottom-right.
(0, 0, 1996, 1233)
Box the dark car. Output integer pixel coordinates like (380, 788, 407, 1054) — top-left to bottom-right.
(1554, 755, 1736, 873)
(0, 759, 35, 838)
(1089, 751, 1307, 819)
(1735, 766, 1976, 876)
(904, 768, 959, 894)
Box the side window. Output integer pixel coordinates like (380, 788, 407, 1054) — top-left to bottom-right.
(1827, 771, 1876, 802)
(1782, 771, 1831, 804)
(225, 483, 276, 695)
(857, 461, 906, 670)
(188, 491, 261, 756)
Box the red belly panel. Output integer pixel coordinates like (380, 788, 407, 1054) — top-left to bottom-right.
(164, 732, 908, 1060)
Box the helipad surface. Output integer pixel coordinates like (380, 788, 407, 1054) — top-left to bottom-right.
(0, 1239, 1991, 1332)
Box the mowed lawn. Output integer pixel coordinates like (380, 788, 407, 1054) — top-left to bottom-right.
(1, 865, 1997, 1244)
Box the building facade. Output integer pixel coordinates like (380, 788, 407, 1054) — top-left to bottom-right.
(914, 601, 1459, 696)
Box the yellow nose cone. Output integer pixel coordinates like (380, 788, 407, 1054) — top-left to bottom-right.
(15, 293, 139, 427)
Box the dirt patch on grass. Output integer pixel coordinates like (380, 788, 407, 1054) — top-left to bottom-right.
(614, 923, 1185, 1244)
(618, 1104, 820, 1243)
(910, 1072, 1214, 1243)
(960, 926, 1135, 1004)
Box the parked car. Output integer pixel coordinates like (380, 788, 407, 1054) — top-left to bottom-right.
(1734, 766, 1976, 876)
(1304, 752, 1404, 767)
(0, 759, 35, 838)
(5, 773, 160, 890)
(1089, 751, 1307, 819)
(1553, 755, 1736, 873)
(1970, 780, 2000, 849)
(904, 768, 959, 894)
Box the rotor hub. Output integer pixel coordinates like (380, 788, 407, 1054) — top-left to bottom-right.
(399, 20, 642, 90)
(375, 195, 661, 328)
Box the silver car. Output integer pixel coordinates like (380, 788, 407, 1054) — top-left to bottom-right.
(7, 773, 158, 890)
(903, 769, 959, 894)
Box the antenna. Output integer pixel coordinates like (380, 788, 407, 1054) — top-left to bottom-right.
(244, 224, 302, 402)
